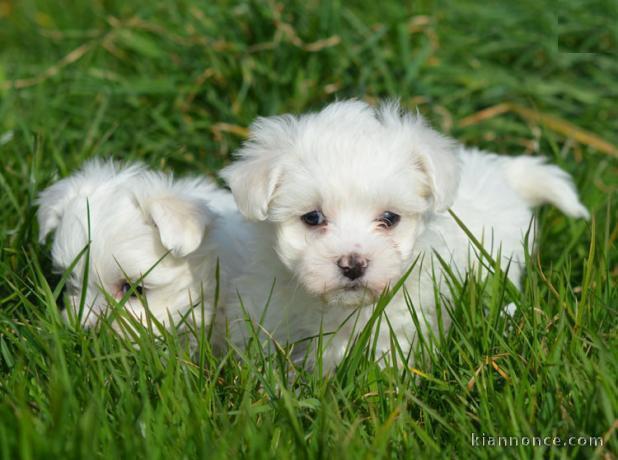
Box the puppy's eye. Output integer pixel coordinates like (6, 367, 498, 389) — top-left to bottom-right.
(377, 211, 400, 229)
(301, 210, 326, 226)
(121, 282, 143, 298)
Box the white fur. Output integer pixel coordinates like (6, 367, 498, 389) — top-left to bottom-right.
(37, 159, 249, 330)
(219, 99, 588, 371)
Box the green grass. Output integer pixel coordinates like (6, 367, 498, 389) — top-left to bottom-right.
(0, 0, 617, 458)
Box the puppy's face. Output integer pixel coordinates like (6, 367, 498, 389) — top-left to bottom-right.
(38, 162, 215, 328)
(271, 151, 429, 306)
(223, 100, 460, 308)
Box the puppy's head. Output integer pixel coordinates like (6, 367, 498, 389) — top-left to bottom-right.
(37, 160, 217, 327)
(222, 100, 460, 307)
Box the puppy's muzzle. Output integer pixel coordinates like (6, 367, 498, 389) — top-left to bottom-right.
(337, 253, 369, 280)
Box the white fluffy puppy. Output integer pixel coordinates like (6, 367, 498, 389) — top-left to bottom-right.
(220, 100, 589, 370)
(37, 160, 248, 331)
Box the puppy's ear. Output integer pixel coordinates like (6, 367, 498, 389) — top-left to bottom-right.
(380, 103, 460, 211)
(37, 178, 78, 242)
(146, 195, 214, 257)
(412, 122, 460, 211)
(220, 115, 296, 220)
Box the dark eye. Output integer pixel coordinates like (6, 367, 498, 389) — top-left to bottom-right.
(121, 282, 143, 298)
(377, 211, 400, 229)
(301, 210, 326, 226)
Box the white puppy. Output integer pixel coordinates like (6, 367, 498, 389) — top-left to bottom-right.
(37, 159, 248, 331)
(220, 100, 589, 371)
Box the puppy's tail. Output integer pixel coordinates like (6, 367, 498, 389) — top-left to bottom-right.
(505, 157, 590, 219)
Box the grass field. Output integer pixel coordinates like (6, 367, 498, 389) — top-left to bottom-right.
(0, 0, 617, 458)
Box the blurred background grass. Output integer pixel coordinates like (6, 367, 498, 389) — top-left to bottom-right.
(1, 0, 616, 170)
(0, 0, 616, 458)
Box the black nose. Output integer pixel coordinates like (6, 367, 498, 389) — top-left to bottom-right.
(337, 253, 368, 280)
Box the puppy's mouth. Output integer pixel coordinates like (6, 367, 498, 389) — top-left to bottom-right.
(342, 281, 365, 291)
(319, 281, 379, 307)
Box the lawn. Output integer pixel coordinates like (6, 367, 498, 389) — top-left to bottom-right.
(0, 0, 616, 458)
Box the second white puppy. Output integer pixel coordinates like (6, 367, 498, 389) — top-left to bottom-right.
(220, 100, 589, 371)
(38, 159, 248, 331)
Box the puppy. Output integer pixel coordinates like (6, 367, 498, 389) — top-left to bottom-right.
(219, 100, 589, 371)
(37, 159, 249, 331)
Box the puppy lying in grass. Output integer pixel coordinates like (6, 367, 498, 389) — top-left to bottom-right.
(220, 99, 589, 371)
(37, 160, 249, 332)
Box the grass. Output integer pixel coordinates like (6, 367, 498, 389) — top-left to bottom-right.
(0, 0, 616, 458)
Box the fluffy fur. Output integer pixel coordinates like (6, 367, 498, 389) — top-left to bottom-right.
(37, 160, 249, 330)
(219, 99, 589, 371)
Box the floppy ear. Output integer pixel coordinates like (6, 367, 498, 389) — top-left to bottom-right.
(412, 121, 460, 211)
(384, 105, 460, 212)
(146, 195, 214, 257)
(37, 178, 78, 242)
(220, 115, 296, 221)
